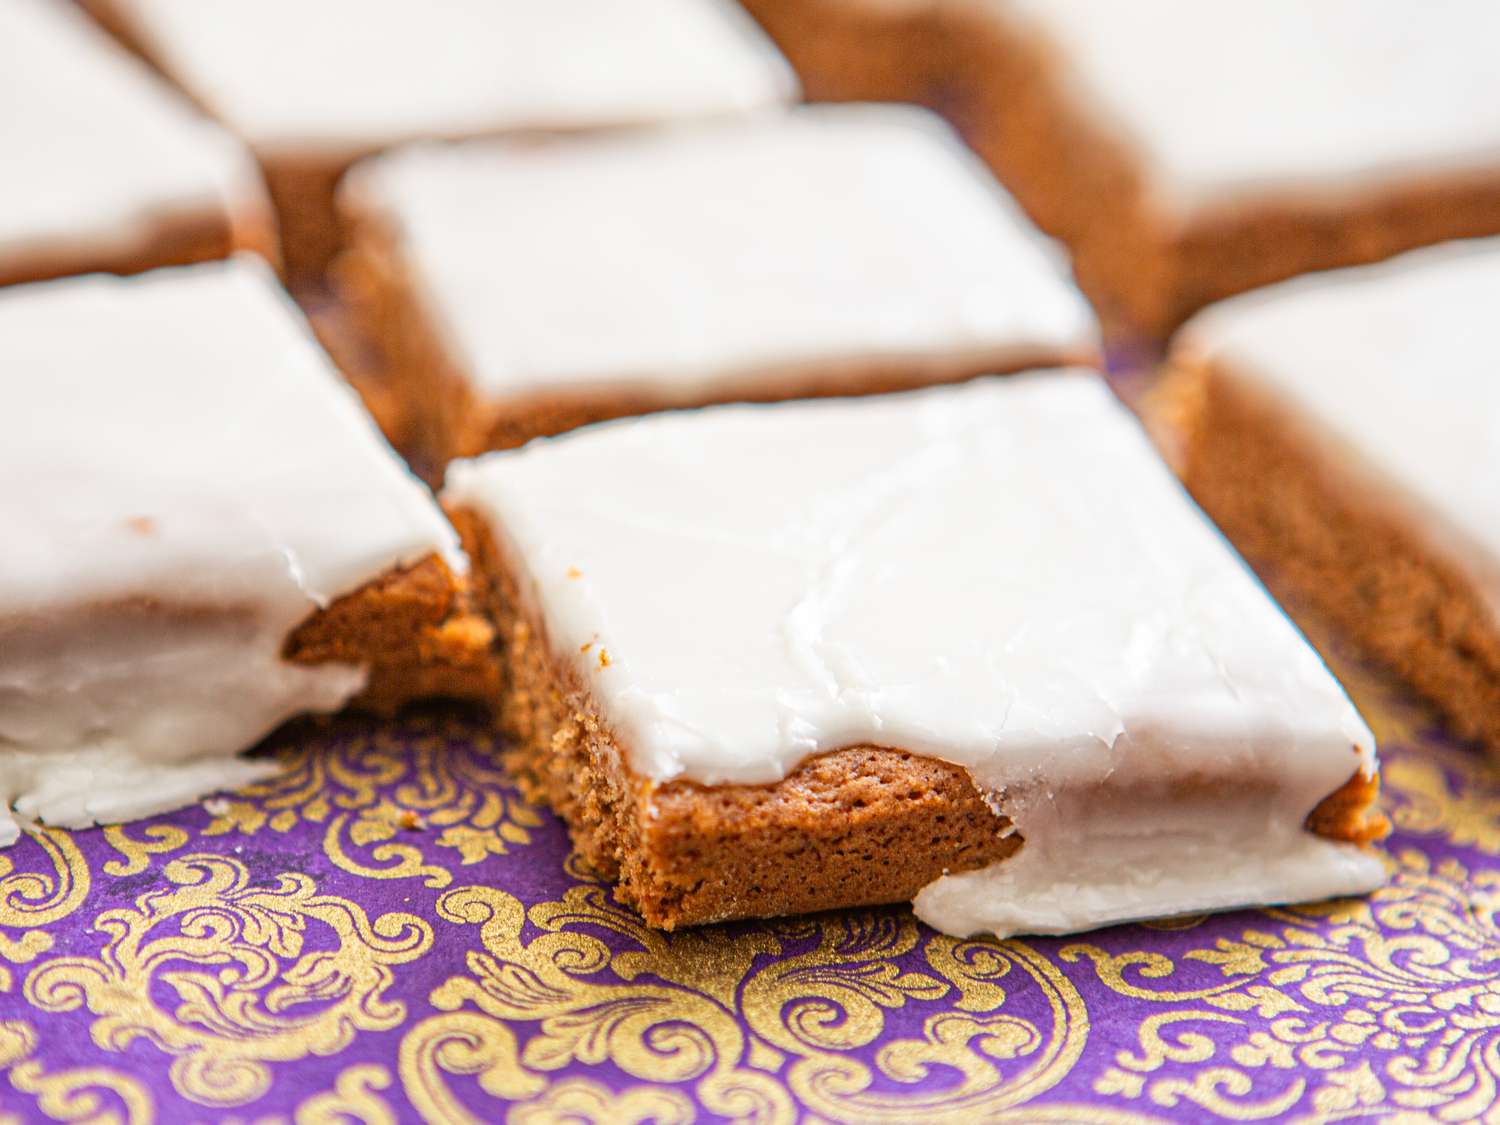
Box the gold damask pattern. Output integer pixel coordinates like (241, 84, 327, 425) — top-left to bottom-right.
(0, 666, 1496, 1122)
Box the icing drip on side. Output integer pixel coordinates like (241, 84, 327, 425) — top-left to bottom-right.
(0, 260, 462, 840)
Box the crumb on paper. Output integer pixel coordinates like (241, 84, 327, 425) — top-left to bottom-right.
(598, 648, 611, 668)
(567, 567, 582, 579)
(400, 810, 426, 831)
(125, 515, 157, 536)
(580, 642, 592, 654)
(203, 797, 230, 817)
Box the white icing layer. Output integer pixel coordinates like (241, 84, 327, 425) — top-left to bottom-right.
(445, 373, 1383, 937)
(0, 259, 463, 842)
(0, 0, 264, 273)
(1178, 238, 1500, 628)
(348, 104, 1097, 400)
(104, 0, 796, 155)
(985, 0, 1500, 216)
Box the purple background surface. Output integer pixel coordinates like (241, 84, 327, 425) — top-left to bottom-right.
(1, 629, 1497, 1123)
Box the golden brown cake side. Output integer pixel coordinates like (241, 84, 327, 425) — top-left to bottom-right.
(0, 203, 278, 290)
(335, 204, 1098, 473)
(452, 505, 1382, 929)
(945, 11, 1500, 342)
(284, 552, 499, 712)
(258, 153, 362, 282)
(1152, 354, 1500, 752)
(738, 0, 951, 104)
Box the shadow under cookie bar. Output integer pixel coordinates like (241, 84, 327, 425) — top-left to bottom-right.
(1149, 356, 1500, 754)
(938, 6, 1500, 343)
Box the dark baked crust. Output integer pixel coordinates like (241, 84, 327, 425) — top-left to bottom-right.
(452, 505, 1383, 929)
(1151, 355, 1500, 754)
(284, 552, 499, 712)
(334, 201, 1098, 474)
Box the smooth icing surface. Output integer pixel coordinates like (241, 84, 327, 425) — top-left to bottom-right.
(349, 104, 1097, 399)
(0, 259, 463, 842)
(988, 0, 1500, 215)
(1179, 238, 1500, 626)
(445, 372, 1384, 937)
(105, 0, 796, 154)
(0, 0, 263, 270)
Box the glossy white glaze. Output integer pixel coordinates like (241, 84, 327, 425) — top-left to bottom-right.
(0, 0, 265, 273)
(102, 0, 796, 154)
(347, 104, 1097, 399)
(0, 259, 463, 841)
(446, 372, 1383, 937)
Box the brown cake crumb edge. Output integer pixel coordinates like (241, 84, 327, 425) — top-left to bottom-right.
(1149, 353, 1500, 757)
(284, 551, 499, 713)
(0, 204, 279, 291)
(451, 505, 1385, 931)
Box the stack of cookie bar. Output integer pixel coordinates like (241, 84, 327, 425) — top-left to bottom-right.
(10, 0, 1498, 940)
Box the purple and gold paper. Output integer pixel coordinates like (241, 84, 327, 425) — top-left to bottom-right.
(1, 631, 1497, 1123)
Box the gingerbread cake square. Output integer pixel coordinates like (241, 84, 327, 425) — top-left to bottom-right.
(1157, 239, 1500, 755)
(942, 0, 1500, 340)
(0, 258, 495, 842)
(341, 104, 1098, 469)
(0, 0, 273, 288)
(86, 0, 796, 278)
(444, 372, 1385, 936)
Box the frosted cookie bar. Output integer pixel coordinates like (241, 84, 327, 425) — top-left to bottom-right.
(0, 259, 495, 843)
(444, 372, 1385, 936)
(0, 0, 272, 288)
(342, 104, 1098, 467)
(945, 0, 1500, 339)
(1158, 239, 1500, 755)
(86, 0, 796, 277)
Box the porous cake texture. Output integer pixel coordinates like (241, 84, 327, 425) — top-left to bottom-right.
(341, 104, 1098, 469)
(0, 259, 495, 843)
(1158, 239, 1500, 755)
(87, 0, 796, 277)
(445, 373, 1385, 936)
(935, 0, 1500, 338)
(0, 0, 272, 288)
